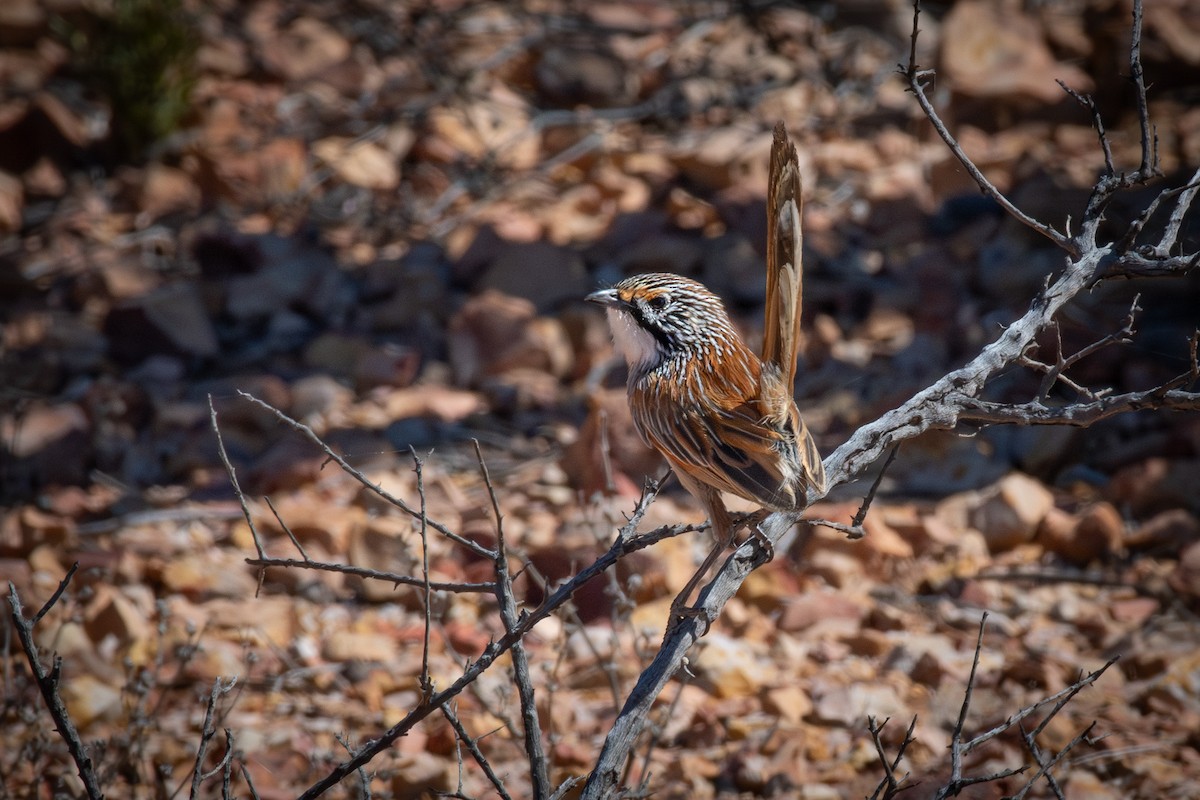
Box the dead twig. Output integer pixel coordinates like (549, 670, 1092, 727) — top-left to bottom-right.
(867, 715, 918, 800)
(184, 677, 238, 800)
(932, 614, 1116, 799)
(475, 439, 551, 799)
(7, 568, 106, 800)
(441, 704, 515, 800)
(810, 443, 900, 539)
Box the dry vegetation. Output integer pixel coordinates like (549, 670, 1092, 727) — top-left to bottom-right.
(2, 0, 1200, 798)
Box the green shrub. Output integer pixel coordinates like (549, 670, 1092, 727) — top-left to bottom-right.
(58, 0, 199, 161)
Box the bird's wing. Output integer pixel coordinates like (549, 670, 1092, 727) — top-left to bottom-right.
(635, 386, 821, 511)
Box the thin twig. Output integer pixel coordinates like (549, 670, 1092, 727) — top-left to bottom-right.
(292, 484, 697, 799)
(334, 733, 371, 800)
(900, 1, 1075, 255)
(236, 391, 494, 560)
(944, 613, 989, 792)
(442, 704, 515, 800)
(241, 763, 261, 800)
(867, 715, 917, 800)
(243, 554, 495, 593)
(1034, 297, 1141, 401)
(475, 439, 551, 799)
(188, 678, 238, 800)
(413, 449, 434, 702)
(1128, 0, 1156, 180)
(1057, 80, 1115, 175)
(810, 443, 900, 539)
(209, 396, 264, 560)
(7, 573, 105, 800)
(265, 496, 311, 562)
(1011, 721, 1097, 800)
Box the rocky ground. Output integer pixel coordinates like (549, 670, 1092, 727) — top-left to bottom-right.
(2, 0, 1200, 797)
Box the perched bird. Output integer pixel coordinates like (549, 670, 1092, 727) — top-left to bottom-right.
(587, 124, 826, 608)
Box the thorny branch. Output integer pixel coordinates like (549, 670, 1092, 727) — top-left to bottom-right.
(7, 568, 106, 800)
(867, 715, 917, 800)
(930, 615, 1116, 799)
(867, 615, 1115, 799)
(475, 440, 551, 799)
(209, 395, 705, 799)
(201, 0, 1197, 797)
(442, 704, 514, 800)
(585, 0, 1197, 795)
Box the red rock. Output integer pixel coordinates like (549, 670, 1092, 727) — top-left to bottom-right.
(777, 590, 864, 633)
(61, 675, 123, 730)
(313, 136, 398, 190)
(1109, 458, 1200, 517)
(1169, 540, 1200, 601)
(0, 169, 23, 232)
(941, 0, 1093, 103)
(447, 290, 574, 386)
(1109, 596, 1159, 625)
(1038, 502, 1124, 565)
(85, 585, 151, 647)
(967, 473, 1055, 553)
(260, 18, 350, 82)
(138, 163, 200, 221)
(1125, 509, 1200, 554)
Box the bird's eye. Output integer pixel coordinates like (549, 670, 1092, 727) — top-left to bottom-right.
(647, 294, 668, 311)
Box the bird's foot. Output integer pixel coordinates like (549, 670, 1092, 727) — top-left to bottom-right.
(669, 597, 714, 635)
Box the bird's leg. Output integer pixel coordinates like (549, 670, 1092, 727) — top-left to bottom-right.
(669, 493, 733, 629)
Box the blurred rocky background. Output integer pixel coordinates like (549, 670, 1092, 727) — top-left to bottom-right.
(2, 0, 1199, 797)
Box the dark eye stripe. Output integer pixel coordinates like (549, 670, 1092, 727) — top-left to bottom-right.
(625, 299, 674, 350)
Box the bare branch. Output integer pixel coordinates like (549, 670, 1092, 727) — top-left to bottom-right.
(900, 2, 1075, 254)
(1159, 168, 1200, 254)
(243, 554, 495, 594)
(236, 391, 495, 560)
(209, 396, 265, 561)
(959, 660, 1115, 756)
(957, 387, 1200, 427)
(333, 733, 370, 800)
(188, 677, 238, 800)
(810, 443, 900, 539)
(1128, 0, 1156, 181)
(265, 496, 311, 562)
(867, 715, 917, 800)
(582, 525, 773, 798)
(412, 449, 435, 702)
(442, 704, 515, 800)
(475, 440, 551, 799)
(293, 485, 699, 800)
(8, 573, 107, 800)
(1057, 80, 1115, 175)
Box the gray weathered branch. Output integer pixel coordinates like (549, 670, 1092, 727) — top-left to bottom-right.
(581, 0, 1198, 795)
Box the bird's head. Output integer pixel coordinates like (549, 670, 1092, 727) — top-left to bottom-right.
(587, 273, 737, 374)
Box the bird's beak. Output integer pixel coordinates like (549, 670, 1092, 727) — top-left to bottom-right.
(586, 288, 620, 307)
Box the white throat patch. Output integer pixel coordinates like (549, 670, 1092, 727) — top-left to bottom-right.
(606, 307, 663, 374)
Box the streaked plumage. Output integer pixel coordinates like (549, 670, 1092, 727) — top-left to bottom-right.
(587, 124, 826, 564)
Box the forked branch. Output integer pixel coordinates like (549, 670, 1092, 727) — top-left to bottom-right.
(583, 1, 1197, 795)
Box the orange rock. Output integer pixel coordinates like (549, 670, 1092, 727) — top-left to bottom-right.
(967, 473, 1055, 553)
(85, 585, 151, 647)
